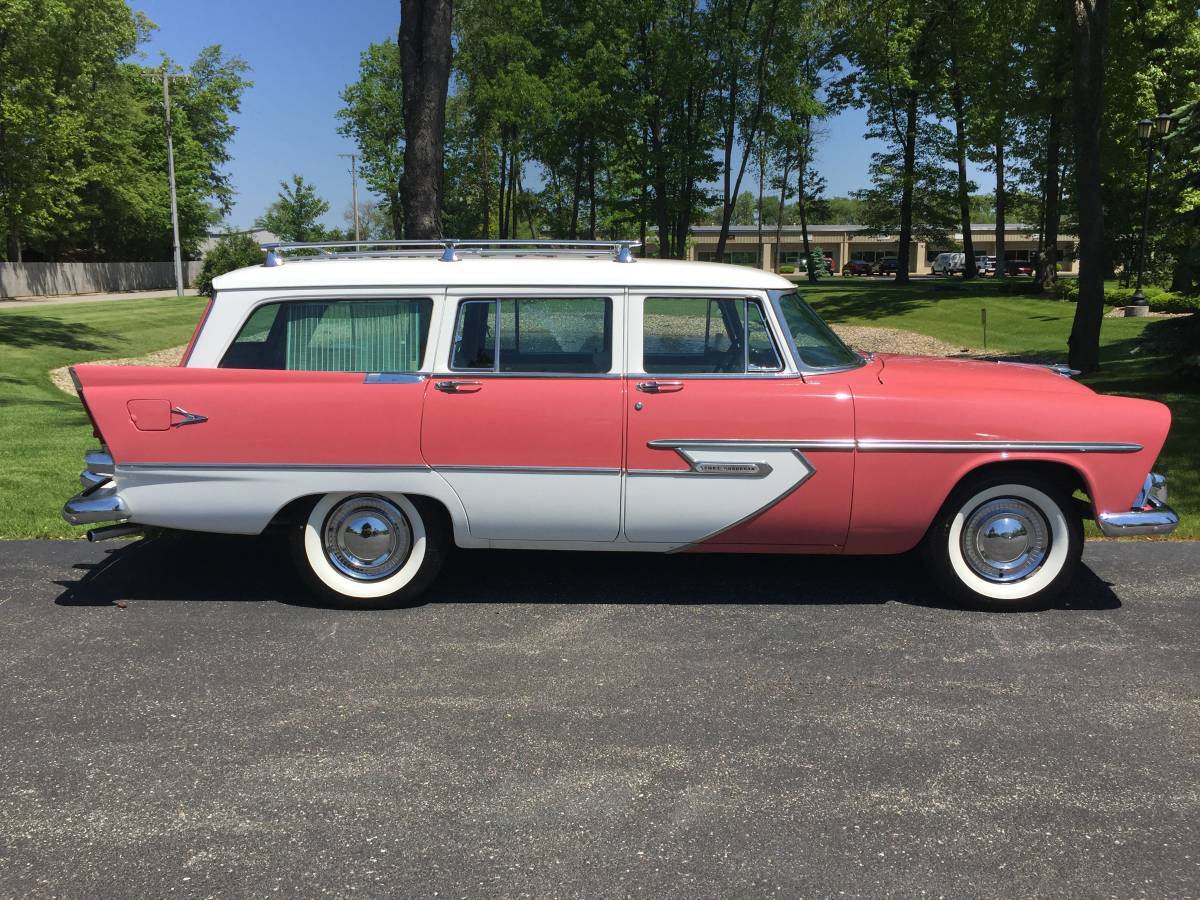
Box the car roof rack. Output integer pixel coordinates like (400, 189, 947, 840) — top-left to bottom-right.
(260, 238, 642, 266)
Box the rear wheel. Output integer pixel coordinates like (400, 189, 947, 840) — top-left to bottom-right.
(922, 473, 1083, 611)
(290, 493, 447, 609)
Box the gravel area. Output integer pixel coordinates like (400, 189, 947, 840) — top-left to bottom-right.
(49, 345, 186, 396)
(830, 324, 979, 357)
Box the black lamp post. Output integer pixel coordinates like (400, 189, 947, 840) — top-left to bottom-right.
(1131, 112, 1173, 307)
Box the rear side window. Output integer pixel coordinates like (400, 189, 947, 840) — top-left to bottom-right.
(642, 297, 782, 374)
(451, 297, 612, 374)
(220, 298, 433, 372)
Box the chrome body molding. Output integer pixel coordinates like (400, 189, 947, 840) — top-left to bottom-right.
(648, 438, 855, 452)
(116, 462, 432, 472)
(855, 439, 1143, 454)
(363, 373, 425, 384)
(432, 464, 621, 475)
(62, 484, 128, 526)
(80, 469, 109, 491)
(1096, 472, 1179, 537)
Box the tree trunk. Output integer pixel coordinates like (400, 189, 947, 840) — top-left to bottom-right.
(479, 138, 490, 239)
(948, 37, 976, 279)
(1037, 109, 1062, 290)
(994, 142, 1007, 281)
(1067, 0, 1110, 373)
(497, 145, 508, 240)
(756, 150, 765, 270)
(587, 140, 597, 240)
(398, 0, 453, 239)
(388, 190, 404, 239)
(6, 230, 21, 263)
(895, 90, 918, 285)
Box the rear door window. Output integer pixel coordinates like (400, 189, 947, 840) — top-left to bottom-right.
(220, 298, 433, 372)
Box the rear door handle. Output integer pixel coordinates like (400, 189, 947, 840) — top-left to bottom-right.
(636, 380, 684, 394)
(435, 380, 483, 394)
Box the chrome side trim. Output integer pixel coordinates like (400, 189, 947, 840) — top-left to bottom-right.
(364, 373, 425, 384)
(429, 371, 622, 380)
(80, 469, 110, 491)
(433, 465, 621, 475)
(170, 407, 208, 428)
(856, 439, 1143, 454)
(63, 484, 128, 526)
(116, 463, 432, 472)
(648, 438, 855, 452)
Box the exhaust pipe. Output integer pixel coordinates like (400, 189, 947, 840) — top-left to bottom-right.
(87, 523, 143, 542)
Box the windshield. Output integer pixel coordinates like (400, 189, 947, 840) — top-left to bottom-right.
(775, 292, 864, 371)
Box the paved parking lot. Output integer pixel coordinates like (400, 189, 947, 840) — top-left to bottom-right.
(0, 536, 1197, 897)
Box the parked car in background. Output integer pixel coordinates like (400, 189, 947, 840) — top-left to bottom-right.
(975, 256, 996, 276)
(932, 252, 968, 276)
(1006, 258, 1036, 276)
(62, 239, 1177, 613)
(842, 259, 874, 276)
(875, 257, 899, 276)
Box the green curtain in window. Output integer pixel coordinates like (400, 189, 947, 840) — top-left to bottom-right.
(284, 300, 427, 372)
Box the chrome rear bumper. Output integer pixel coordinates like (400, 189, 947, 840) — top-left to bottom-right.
(1097, 472, 1179, 537)
(62, 448, 129, 526)
(63, 483, 128, 525)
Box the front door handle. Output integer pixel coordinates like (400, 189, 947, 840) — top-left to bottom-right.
(435, 380, 483, 394)
(636, 380, 684, 394)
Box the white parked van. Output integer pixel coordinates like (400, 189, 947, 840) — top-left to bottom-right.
(932, 252, 968, 276)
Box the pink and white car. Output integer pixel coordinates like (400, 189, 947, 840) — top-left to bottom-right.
(63, 240, 1177, 611)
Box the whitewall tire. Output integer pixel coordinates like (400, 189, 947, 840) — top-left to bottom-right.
(923, 473, 1083, 611)
(290, 493, 447, 609)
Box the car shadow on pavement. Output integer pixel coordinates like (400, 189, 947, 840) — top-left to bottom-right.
(53, 532, 1121, 612)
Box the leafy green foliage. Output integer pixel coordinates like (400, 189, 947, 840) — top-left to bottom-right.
(256, 175, 331, 242)
(337, 41, 404, 238)
(195, 232, 262, 295)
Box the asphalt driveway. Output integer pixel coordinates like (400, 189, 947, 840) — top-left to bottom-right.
(0, 536, 1197, 897)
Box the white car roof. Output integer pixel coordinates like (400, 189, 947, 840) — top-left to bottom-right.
(211, 256, 795, 293)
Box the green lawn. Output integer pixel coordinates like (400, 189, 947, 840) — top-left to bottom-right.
(0, 285, 1194, 540)
(803, 278, 1198, 539)
(0, 296, 204, 538)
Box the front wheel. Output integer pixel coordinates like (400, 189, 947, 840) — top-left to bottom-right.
(290, 493, 447, 609)
(922, 474, 1083, 611)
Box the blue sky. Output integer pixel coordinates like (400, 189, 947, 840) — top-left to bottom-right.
(133, 0, 987, 232)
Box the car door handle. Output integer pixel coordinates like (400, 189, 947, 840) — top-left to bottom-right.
(636, 381, 684, 393)
(435, 380, 483, 393)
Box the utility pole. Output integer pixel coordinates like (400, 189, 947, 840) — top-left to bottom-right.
(339, 152, 361, 242)
(144, 66, 189, 296)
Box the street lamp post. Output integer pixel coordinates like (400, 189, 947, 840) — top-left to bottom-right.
(1130, 112, 1173, 309)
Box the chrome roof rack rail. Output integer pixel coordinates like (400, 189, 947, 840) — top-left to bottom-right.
(261, 238, 641, 266)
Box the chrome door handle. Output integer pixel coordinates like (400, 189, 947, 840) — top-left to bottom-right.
(435, 380, 483, 393)
(636, 380, 684, 393)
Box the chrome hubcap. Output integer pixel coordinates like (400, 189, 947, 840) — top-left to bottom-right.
(322, 496, 412, 581)
(961, 498, 1050, 583)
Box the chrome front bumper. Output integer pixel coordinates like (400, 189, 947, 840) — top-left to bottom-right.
(62, 449, 129, 526)
(1096, 472, 1179, 537)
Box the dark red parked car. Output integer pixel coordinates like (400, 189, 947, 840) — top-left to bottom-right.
(842, 259, 874, 276)
(1006, 259, 1035, 276)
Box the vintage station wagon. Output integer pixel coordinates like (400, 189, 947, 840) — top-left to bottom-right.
(63, 239, 1177, 611)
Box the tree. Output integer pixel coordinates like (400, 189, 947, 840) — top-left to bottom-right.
(1067, 0, 1111, 373)
(840, 0, 943, 283)
(398, 0, 454, 238)
(196, 232, 261, 295)
(338, 41, 406, 238)
(0, 0, 143, 260)
(711, 0, 783, 258)
(256, 175, 330, 242)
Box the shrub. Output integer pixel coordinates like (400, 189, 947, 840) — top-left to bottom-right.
(1053, 279, 1080, 301)
(196, 233, 264, 295)
(778, 265, 796, 274)
(1099, 284, 1197, 313)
